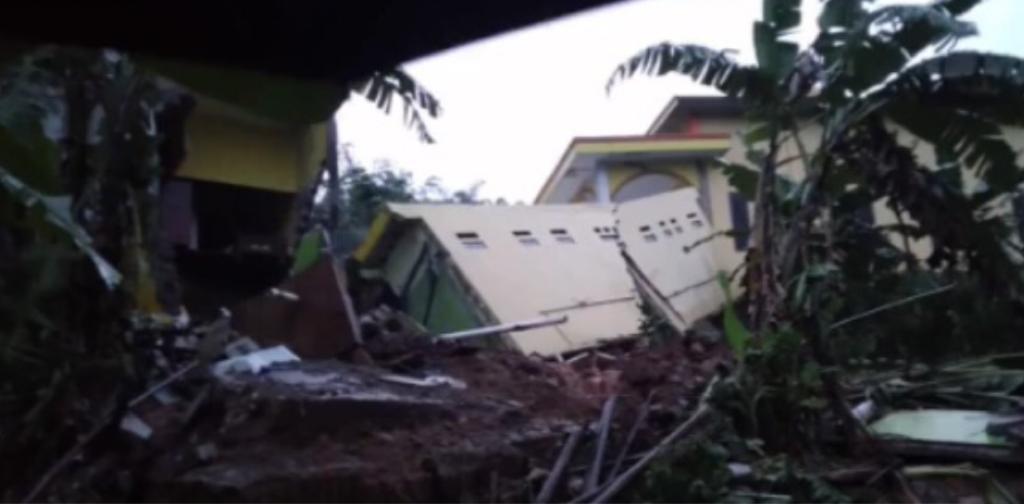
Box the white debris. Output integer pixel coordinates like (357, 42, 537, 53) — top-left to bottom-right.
(196, 442, 218, 461)
(379, 373, 467, 390)
(153, 388, 181, 405)
(212, 345, 300, 376)
(224, 337, 261, 357)
(120, 412, 153, 440)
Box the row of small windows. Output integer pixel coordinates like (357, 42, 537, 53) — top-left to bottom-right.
(455, 227, 618, 249)
(458, 214, 712, 250)
(639, 214, 706, 243)
(456, 199, 761, 252)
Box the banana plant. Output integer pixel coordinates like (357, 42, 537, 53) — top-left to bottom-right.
(609, 0, 1024, 447)
(610, 0, 1024, 327)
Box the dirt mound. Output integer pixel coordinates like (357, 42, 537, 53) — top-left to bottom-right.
(84, 335, 732, 502)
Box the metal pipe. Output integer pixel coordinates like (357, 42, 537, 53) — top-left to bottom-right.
(437, 314, 568, 340)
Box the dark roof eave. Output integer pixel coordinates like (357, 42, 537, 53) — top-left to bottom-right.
(0, 1, 617, 86)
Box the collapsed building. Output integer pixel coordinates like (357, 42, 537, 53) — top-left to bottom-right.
(155, 88, 328, 318)
(352, 188, 725, 356)
(346, 98, 763, 356)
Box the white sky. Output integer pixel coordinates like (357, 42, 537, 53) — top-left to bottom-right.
(335, 0, 1023, 204)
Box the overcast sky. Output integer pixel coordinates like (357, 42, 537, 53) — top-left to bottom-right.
(335, 0, 1023, 204)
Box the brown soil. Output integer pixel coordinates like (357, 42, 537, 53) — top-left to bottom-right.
(137, 337, 730, 502)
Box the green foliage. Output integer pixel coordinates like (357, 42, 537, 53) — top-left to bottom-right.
(0, 48, 181, 497)
(614, 0, 1024, 496)
(814, 0, 978, 100)
(721, 162, 760, 201)
(0, 72, 60, 193)
(0, 168, 120, 288)
(638, 296, 676, 344)
(318, 160, 486, 255)
(876, 53, 1024, 193)
(749, 456, 851, 503)
(631, 441, 733, 503)
(719, 272, 751, 360)
(607, 44, 773, 104)
(352, 68, 442, 143)
(754, 0, 800, 80)
(630, 432, 852, 503)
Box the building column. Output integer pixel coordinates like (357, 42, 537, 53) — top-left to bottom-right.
(696, 160, 713, 222)
(594, 165, 611, 204)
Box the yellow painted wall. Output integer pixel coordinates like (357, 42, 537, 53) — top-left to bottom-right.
(175, 110, 326, 193)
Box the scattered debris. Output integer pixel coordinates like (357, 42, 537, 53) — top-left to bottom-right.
(211, 345, 301, 376)
(34, 267, 1024, 503)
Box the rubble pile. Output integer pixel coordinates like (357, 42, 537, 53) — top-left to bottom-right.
(32, 299, 1024, 503)
(30, 303, 732, 502)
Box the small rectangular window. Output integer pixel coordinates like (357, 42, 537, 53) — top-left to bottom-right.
(643, 233, 658, 243)
(550, 229, 575, 244)
(595, 225, 618, 241)
(513, 230, 540, 246)
(639, 225, 651, 233)
(456, 231, 487, 250)
(729, 192, 750, 250)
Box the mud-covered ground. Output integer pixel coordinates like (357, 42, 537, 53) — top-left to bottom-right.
(124, 337, 730, 502)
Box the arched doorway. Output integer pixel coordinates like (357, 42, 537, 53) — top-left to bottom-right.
(612, 171, 690, 203)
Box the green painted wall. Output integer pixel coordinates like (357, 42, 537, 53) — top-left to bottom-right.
(424, 267, 480, 334)
(404, 261, 480, 334)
